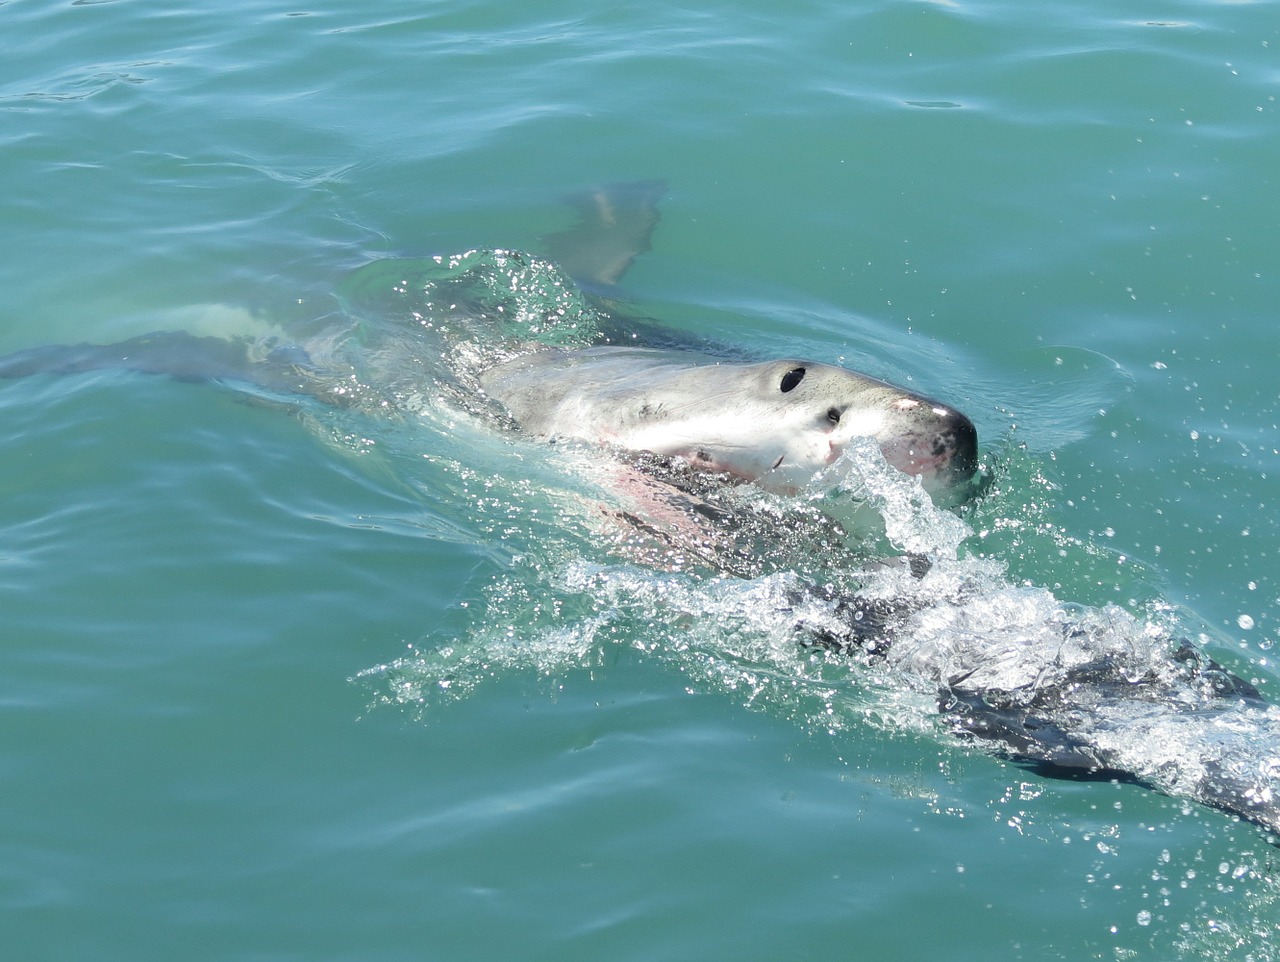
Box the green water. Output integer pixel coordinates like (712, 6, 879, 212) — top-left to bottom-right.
(3, 1, 1280, 959)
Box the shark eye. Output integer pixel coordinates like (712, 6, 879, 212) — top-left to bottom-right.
(826, 407, 841, 425)
(779, 367, 806, 393)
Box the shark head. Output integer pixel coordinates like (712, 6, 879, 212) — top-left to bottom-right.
(480, 347, 978, 499)
(609, 357, 978, 497)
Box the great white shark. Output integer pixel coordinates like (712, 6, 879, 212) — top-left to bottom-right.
(1, 182, 1276, 838)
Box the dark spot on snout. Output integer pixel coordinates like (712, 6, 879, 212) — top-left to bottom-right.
(941, 409, 979, 481)
(779, 367, 806, 393)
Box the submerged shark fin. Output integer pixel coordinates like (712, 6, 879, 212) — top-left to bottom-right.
(542, 180, 668, 293)
(0, 333, 262, 382)
(0, 331, 329, 401)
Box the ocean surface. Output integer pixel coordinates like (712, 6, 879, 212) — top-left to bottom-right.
(3, 0, 1279, 959)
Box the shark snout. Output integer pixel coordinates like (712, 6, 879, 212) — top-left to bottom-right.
(877, 401, 978, 489)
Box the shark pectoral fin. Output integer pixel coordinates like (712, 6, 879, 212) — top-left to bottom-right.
(542, 180, 668, 291)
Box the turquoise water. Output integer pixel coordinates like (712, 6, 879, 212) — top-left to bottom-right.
(4, 0, 1280, 958)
